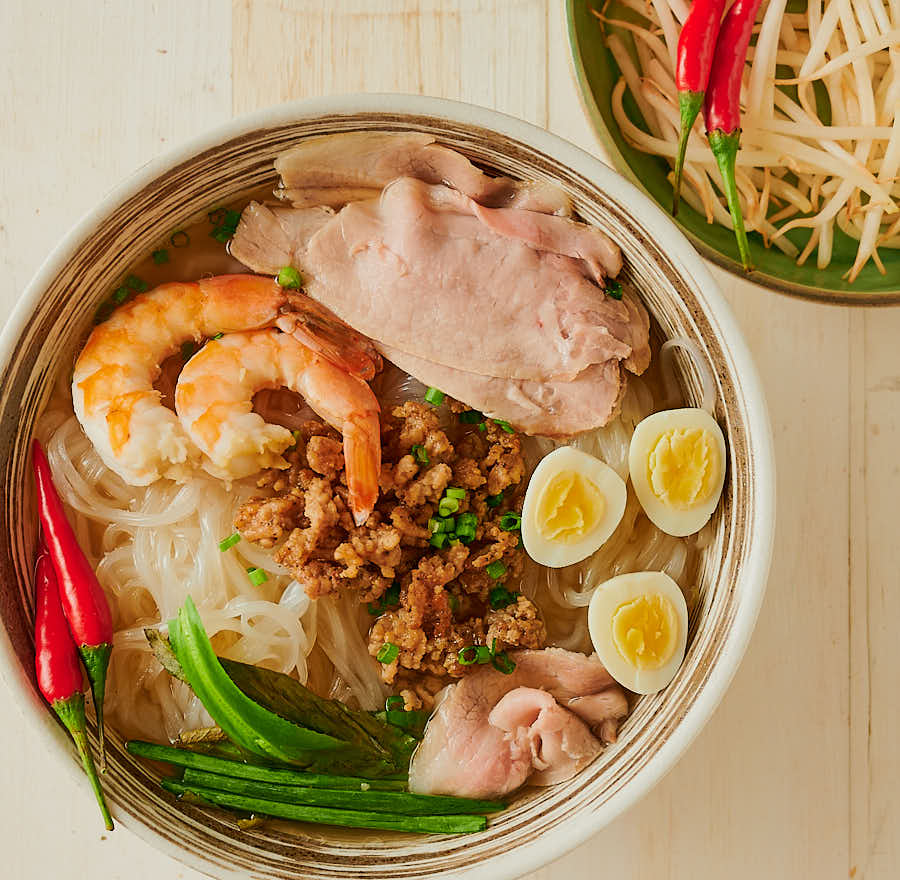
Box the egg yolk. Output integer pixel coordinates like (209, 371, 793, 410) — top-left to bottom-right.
(611, 593, 679, 670)
(647, 427, 720, 510)
(537, 470, 606, 544)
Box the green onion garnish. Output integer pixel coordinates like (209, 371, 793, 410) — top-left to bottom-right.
(125, 274, 149, 292)
(223, 210, 241, 230)
(366, 582, 401, 616)
(458, 646, 479, 666)
(478, 422, 487, 432)
(246, 567, 268, 586)
(493, 420, 514, 434)
(492, 651, 516, 674)
(112, 286, 130, 304)
(376, 643, 399, 663)
(428, 516, 455, 535)
(276, 266, 303, 289)
(181, 340, 198, 361)
(212, 332, 224, 340)
(459, 410, 483, 424)
(499, 512, 522, 531)
(430, 532, 448, 549)
(152, 249, 170, 265)
(486, 492, 504, 508)
(445, 487, 466, 500)
(606, 279, 623, 300)
(411, 444, 429, 464)
(170, 230, 190, 248)
(489, 586, 518, 609)
(218, 533, 240, 552)
(385, 695, 405, 712)
(438, 497, 460, 517)
(485, 560, 507, 580)
(424, 387, 445, 406)
(211, 227, 232, 244)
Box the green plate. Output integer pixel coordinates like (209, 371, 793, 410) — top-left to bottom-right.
(566, 0, 900, 305)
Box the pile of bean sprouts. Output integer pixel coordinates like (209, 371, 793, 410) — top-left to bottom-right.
(596, 0, 900, 280)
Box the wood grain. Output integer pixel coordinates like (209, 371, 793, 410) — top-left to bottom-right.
(0, 1, 897, 878)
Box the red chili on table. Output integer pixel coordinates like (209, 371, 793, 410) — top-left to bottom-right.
(672, 0, 727, 216)
(703, 0, 765, 271)
(32, 438, 114, 767)
(35, 540, 114, 830)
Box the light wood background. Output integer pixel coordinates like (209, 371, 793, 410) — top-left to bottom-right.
(1, 1, 897, 878)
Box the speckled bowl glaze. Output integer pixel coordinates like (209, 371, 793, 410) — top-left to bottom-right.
(0, 95, 774, 880)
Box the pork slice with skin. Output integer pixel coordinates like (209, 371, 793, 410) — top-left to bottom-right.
(408, 648, 628, 799)
(273, 131, 572, 215)
(229, 201, 334, 275)
(379, 344, 624, 436)
(298, 178, 644, 382)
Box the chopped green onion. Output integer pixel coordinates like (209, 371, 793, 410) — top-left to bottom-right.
(492, 651, 516, 674)
(458, 646, 479, 666)
(424, 387, 445, 406)
(485, 560, 507, 580)
(211, 226, 232, 244)
(428, 516, 455, 535)
(112, 286, 130, 304)
(152, 248, 170, 265)
(475, 646, 493, 664)
(411, 444, 429, 464)
(459, 410, 483, 424)
(223, 210, 242, 230)
(499, 512, 522, 531)
(246, 567, 268, 586)
(430, 532, 448, 549)
(445, 487, 466, 500)
(125, 274, 149, 292)
(212, 332, 224, 340)
(606, 280, 623, 300)
(486, 492, 504, 508)
(181, 340, 198, 361)
(170, 230, 190, 248)
(438, 497, 460, 517)
(367, 582, 401, 615)
(493, 420, 514, 434)
(447, 536, 460, 546)
(489, 586, 518, 609)
(385, 695, 405, 712)
(376, 643, 399, 664)
(276, 266, 303, 289)
(477, 422, 487, 432)
(218, 533, 241, 552)
(456, 512, 478, 531)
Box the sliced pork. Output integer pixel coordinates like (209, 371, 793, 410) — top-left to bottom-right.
(232, 178, 647, 384)
(273, 131, 572, 215)
(408, 648, 628, 799)
(379, 344, 624, 436)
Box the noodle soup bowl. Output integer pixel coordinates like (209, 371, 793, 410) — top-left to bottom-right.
(0, 95, 774, 879)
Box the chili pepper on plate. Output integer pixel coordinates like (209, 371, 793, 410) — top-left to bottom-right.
(32, 438, 114, 767)
(34, 540, 114, 830)
(672, 0, 727, 215)
(703, 0, 765, 271)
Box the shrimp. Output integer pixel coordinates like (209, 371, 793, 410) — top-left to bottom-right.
(72, 273, 381, 490)
(174, 329, 380, 525)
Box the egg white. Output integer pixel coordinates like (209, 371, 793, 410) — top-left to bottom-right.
(629, 407, 726, 537)
(588, 571, 688, 694)
(521, 446, 626, 568)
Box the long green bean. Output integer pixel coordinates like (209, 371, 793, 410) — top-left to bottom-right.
(181, 768, 504, 816)
(126, 741, 406, 791)
(162, 780, 486, 834)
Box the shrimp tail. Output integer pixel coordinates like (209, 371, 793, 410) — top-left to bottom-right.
(343, 412, 381, 526)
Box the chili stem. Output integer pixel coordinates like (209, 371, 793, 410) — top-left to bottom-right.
(708, 129, 754, 271)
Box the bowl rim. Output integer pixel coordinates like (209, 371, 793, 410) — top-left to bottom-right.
(0, 93, 775, 880)
(563, 0, 900, 307)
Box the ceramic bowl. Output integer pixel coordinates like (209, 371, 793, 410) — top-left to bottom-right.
(566, 0, 900, 305)
(0, 94, 774, 880)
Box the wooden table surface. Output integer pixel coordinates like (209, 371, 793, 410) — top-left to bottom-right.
(1, 2, 898, 878)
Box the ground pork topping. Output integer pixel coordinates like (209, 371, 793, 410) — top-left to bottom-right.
(234, 398, 543, 690)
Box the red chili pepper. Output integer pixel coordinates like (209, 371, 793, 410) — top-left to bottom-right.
(703, 0, 764, 271)
(672, 0, 728, 216)
(35, 541, 114, 830)
(32, 438, 114, 767)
